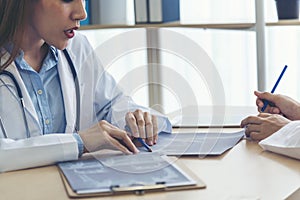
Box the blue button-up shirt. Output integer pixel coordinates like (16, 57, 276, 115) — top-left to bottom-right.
(15, 46, 83, 156)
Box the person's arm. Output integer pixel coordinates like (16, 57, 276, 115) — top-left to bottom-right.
(88, 43, 172, 142)
(93, 71, 172, 144)
(0, 134, 78, 173)
(68, 33, 172, 149)
(259, 120, 300, 160)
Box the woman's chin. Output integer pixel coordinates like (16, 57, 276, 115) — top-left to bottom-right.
(52, 41, 69, 50)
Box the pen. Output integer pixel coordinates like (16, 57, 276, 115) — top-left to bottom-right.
(261, 65, 288, 112)
(137, 138, 152, 152)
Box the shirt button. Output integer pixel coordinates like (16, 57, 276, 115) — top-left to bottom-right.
(45, 119, 50, 125)
(37, 90, 43, 95)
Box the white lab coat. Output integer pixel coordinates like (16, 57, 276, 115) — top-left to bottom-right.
(0, 33, 171, 172)
(259, 121, 300, 160)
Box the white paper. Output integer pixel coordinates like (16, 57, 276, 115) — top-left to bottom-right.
(138, 130, 244, 156)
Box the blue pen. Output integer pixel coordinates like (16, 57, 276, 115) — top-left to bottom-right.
(137, 138, 152, 152)
(261, 65, 288, 112)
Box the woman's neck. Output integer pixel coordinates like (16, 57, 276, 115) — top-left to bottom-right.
(20, 28, 49, 72)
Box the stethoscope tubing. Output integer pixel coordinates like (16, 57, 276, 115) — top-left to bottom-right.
(0, 71, 30, 138)
(63, 49, 80, 132)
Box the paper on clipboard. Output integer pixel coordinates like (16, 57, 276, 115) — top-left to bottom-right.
(58, 153, 206, 197)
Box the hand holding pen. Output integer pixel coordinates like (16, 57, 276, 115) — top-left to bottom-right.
(260, 65, 287, 112)
(117, 136, 153, 153)
(255, 90, 300, 121)
(255, 65, 300, 120)
(124, 109, 158, 152)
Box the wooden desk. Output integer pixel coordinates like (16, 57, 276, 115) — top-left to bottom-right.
(0, 128, 299, 200)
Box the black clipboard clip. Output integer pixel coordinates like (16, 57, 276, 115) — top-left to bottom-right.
(110, 182, 166, 195)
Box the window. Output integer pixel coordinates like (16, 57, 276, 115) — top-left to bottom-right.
(80, 0, 299, 125)
(265, 0, 300, 99)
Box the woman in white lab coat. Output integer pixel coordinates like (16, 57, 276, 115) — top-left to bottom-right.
(241, 91, 300, 159)
(0, 0, 171, 172)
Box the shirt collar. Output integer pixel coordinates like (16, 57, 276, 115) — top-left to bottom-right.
(15, 45, 58, 72)
(49, 46, 59, 62)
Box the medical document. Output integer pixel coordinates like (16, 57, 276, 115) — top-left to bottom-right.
(139, 130, 245, 156)
(58, 154, 197, 194)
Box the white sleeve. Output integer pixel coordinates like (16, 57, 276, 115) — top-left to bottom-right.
(0, 134, 78, 173)
(259, 121, 300, 160)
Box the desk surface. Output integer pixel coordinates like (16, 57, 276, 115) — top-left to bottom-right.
(0, 128, 299, 200)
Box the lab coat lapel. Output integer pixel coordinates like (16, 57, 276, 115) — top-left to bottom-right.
(57, 50, 77, 133)
(3, 59, 41, 136)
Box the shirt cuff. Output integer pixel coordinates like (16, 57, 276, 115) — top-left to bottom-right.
(158, 116, 172, 134)
(72, 133, 84, 157)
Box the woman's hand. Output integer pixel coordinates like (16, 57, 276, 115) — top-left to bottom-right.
(240, 113, 290, 140)
(255, 91, 300, 120)
(78, 120, 139, 154)
(125, 109, 158, 146)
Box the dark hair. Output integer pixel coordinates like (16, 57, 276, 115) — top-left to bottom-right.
(0, 0, 31, 70)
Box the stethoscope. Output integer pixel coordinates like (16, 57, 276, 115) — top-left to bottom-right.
(0, 49, 80, 139)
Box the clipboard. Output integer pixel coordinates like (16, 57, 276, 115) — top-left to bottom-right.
(58, 155, 206, 198)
